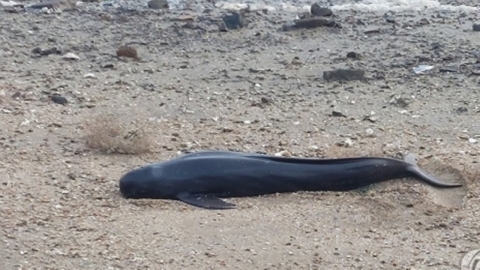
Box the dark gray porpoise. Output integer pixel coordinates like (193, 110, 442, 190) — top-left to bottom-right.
(119, 151, 462, 209)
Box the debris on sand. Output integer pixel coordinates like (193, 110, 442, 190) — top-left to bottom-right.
(116, 45, 139, 60)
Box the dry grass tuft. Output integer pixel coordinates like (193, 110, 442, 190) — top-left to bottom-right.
(83, 113, 155, 155)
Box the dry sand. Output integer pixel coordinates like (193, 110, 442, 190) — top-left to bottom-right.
(0, 1, 479, 269)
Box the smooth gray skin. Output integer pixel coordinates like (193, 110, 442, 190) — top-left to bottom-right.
(119, 151, 462, 210)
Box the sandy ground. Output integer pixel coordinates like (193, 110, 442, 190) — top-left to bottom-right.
(1, 1, 480, 269)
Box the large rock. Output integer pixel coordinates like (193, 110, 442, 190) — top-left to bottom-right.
(222, 12, 245, 30)
(147, 0, 169, 10)
(310, 3, 332, 17)
(473, 23, 480, 32)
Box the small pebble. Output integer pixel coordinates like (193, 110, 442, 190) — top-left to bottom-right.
(62, 52, 80, 60)
(344, 138, 353, 147)
(51, 95, 68, 105)
(275, 150, 291, 157)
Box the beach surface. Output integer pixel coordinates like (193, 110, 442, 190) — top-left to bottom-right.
(0, 0, 479, 269)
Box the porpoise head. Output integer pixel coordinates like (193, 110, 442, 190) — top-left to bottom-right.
(119, 165, 175, 199)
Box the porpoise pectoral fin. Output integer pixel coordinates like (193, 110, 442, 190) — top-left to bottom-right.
(177, 193, 236, 210)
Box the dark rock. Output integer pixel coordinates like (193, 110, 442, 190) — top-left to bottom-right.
(293, 17, 330, 29)
(473, 23, 480, 32)
(11, 92, 21, 99)
(346, 52, 361, 59)
(331, 111, 347, 117)
(430, 42, 441, 50)
(260, 97, 273, 104)
(222, 12, 245, 30)
(418, 18, 430, 26)
(310, 3, 332, 17)
(218, 21, 228, 32)
(4, 6, 24, 13)
(385, 16, 395, 23)
(323, 69, 365, 82)
(51, 94, 68, 105)
(456, 107, 468, 114)
(147, 0, 169, 9)
(102, 63, 114, 68)
(439, 66, 459, 73)
(32, 47, 62, 56)
(364, 28, 381, 34)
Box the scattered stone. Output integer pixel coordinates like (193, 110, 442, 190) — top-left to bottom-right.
(323, 69, 365, 82)
(336, 138, 353, 147)
(32, 47, 62, 56)
(51, 94, 68, 105)
(385, 16, 395, 23)
(3, 6, 23, 13)
(116, 45, 139, 60)
(473, 23, 480, 32)
(389, 96, 410, 108)
(102, 63, 114, 69)
(439, 66, 459, 73)
(364, 28, 381, 34)
(27, 0, 76, 11)
(365, 128, 374, 137)
(363, 115, 378, 123)
(260, 97, 273, 104)
(218, 21, 228, 32)
(275, 150, 291, 157)
(331, 111, 347, 118)
(294, 17, 334, 29)
(310, 3, 332, 17)
(147, 0, 169, 9)
(62, 52, 80, 60)
(222, 12, 245, 30)
(307, 145, 318, 151)
(0, 0, 23, 7)
(170, 15, 195, 22)
(456, 107, 468, 114)
(98, 13, 113, 21)
(346, 52, 361, 60)
(413, 65, 434, 74)
(83, 73, 96, 78)
(282, 22, 296, 31)
(11, 92, 21, 99)
(297, 12, 311, 20)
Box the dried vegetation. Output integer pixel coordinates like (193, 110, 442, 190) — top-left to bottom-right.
(83, 112, 155, 154)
